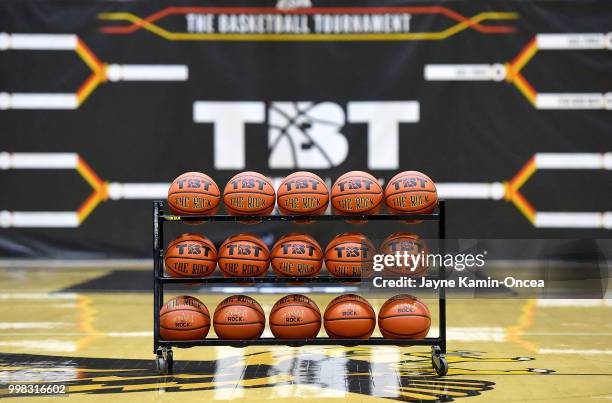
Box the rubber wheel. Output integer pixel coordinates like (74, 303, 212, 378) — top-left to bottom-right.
(167, 350, 174, 373)
(433, 356, 448, 376)
(156, 355, 168, 375)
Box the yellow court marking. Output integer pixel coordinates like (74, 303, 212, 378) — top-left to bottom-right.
(75, 295, 101, 352)
(506, 299, 538, 353)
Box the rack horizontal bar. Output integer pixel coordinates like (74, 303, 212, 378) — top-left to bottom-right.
(158, 275, 440, 284)
(160, 337, 442, 348)
(160, 212, 441, 222)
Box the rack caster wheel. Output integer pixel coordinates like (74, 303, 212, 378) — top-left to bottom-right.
(155, 348, 173, 375)
(431, 346, 448, 376)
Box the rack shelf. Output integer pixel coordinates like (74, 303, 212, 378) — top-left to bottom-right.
(160, 212, 441, 222)
(158, 274, 440, 284)
(160, 337, 442, 348)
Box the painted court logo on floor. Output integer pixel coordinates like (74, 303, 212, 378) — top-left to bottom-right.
(0, 349, 553, 402)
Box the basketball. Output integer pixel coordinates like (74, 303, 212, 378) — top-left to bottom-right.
(323, 294, 376, 339)
(271, 233, 323, 277)
(324, 232, 376, 278)
(331, 171, 383, 215)
(378, 295, 431, 339)
(213, 295, 265, 340)
(277, 171, 329, 215)
(218, 234, 269, 277)
(167, 172, 220, 216)
(223, 171, 276, 216)
(269, 294, 321, 339)
(385, 171, 438, 214)
(379, 232, 429, 276)
(164, 233, 217, 277)
(160, 295, 210, 341)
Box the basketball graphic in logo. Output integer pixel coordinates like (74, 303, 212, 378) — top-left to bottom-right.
(268, 102, 348, 169)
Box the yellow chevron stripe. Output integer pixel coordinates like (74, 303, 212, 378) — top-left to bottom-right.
(511, 195, 536, 224)
(98, 11, 518, 42)
(76, 162, 103, 191)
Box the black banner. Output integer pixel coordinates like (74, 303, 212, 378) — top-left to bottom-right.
(1, 0, 611, 257)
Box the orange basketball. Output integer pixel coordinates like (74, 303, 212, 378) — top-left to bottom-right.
(385, 171, 438, 214)
(323, 294, 376, 339)
(271, 233, 323, 277)
(379, 233, 429, 276)
(269, 294, 321, 339)
(213, 295, 265, 340)
(223, 171, 276, 215)
(331, 171, 383, 215)
(277, 172, 329, 215)
(160, 295, 210, 341)
(378, 295, 431, 339)
(164, 233, 217, 277)
(167, 172, 220, 216)
(218, 234, 269, 277)
(324, 233, 376, 278)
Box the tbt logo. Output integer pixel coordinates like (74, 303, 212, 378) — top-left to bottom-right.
(193, 101, 419, 170)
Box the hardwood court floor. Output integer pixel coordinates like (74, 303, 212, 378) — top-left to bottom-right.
(0, 266, 610, 402)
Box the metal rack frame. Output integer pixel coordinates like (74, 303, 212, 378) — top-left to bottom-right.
(153, 200, 448, 375)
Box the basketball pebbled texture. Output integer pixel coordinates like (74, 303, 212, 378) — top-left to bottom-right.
(378, 232, 430, 277)
(164, 233, 217, 277)
(323, 294, 376, 339)
(269, 294, 321, 339)
(218, 233, 270, 277)
(277, 171, 329, 215)
(324, 232, 376, 278)
(385, 171, 438, 214)
(271, 233, 323, 277)
(167, 172, 220, 216)
(223, 171, 276, 215)
(331, 171, 383, 215)
(378, 294, 431, 339)
(160, 295, 210, 340)
(213, 295, 265, 340)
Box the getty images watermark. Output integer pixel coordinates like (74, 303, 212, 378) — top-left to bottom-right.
(371, 251, 546, 290)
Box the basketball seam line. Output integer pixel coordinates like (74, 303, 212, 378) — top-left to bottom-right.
(323, 317, 376, 322)
(160, 310, 210, 319)
(271, 256, 322, 262)
(160, 324, 210, 331)
(278, 191, 329, 196)
(379, 313, 431, 320)
(165, 256, 217, 262)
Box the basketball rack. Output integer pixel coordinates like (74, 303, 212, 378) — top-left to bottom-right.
(152, 200, 448, 376)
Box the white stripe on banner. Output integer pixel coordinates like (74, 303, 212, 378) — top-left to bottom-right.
(535, 153, 611, 169)
(0, 152, 78, 169)
(535, 212, 609, 229)
(536, 93, 606, 110)
(1, 33, 77, 50)
(106, 64, 189, 82)
(436, 182, 505, 200)
(107, 182, 170, 200)
(0, 93, 78, 110)
(0, 212, 79, 228)
(536, 33, 608, 50)
(423, 64, 506, 81)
